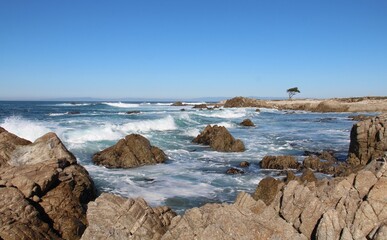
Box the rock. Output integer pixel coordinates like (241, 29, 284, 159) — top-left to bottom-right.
(0, 127, 31, 167)
(0, 128, 96, 240)
(126, 110, 141, 114)
(81, 193, 176, 240)
(180, 108, 186, 111)
(192, 104, 207, 109)
(93, 134, 167, 168)
(253, 177, 283, 206)
(240, 118, 255, 127)
(223, 97, 270, 108)
(300, 168, 317, 182)
(67, 111, 80, 115)
(193, 125, 245, 152)
(239, 161, 250, 167)
(348, 114, 387, 166)
(226, 168, 244, 174)
(348, 114, 373, 121)
(260, 155, 300, 169)
(0, 187, 60, 240)
(256, 108, 261, 112)
(162, 192, 307, 240)
(303, 155, 338, 174)
(171, 101, 185, 106)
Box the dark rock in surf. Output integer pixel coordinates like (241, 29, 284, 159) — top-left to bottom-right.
(240, 119, 255, 127)
(193, 125, 245, 152)
(67, 111, 81, 115)
(260, 155, 300, 170)
(239, 161, 250, 167)
(93, 134, 167, 168)
(171, 101, 185, 106)
(126, 111, 141, 114)
(193, 104, 208, 109)
(226, 168, 244, 174)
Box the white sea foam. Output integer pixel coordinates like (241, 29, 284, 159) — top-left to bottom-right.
(184, 128, 201, 137)
(48, 113, 67, 116)
(103, 102, 140, 108)
(196, 109, 247, 119)
(63, 116, 177, 144)
(0, 116, 54, 141)
(120, 116, 177, 133)
(55, 103, 91, 106)
(211, 122, 235, 128)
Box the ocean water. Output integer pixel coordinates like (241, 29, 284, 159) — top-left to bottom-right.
(0, 101, 359, 213)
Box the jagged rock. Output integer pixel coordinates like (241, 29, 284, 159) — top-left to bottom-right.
(192, 104, 208, 109)
(0, 128, 96, 240)
(239, 161, 250, 167)
(226, 167, 244, 174)
(223, 97, 270, 108)
(162, 192, 307, 240)
(300, 168, 317, 182)
(0, 127, 31, 167)
(193, 125, 245, 152)
(260, 155, 300, 169)
(81, 193, 176, 240)
(0, 187, 60, 240)
(253, 177, 283, 206)
(93, 134, 167, 168)
(348, 114, 387, 166)
(348, 114, 373, 121)
(303, 155, 338, 174)
(240, 118, 255, 127)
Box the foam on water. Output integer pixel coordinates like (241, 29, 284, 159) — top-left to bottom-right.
(0, 116, 54, 141)
(120, 115, 177, 133)
(211, 121, 236, 128)
(49, 113, 67, 116)
(196, 109, 247, 119)
(55, 103, 92, 106)
(102, 102, 140, 108)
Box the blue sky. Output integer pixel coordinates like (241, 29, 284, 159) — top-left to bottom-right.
(0, 0, 386, 100)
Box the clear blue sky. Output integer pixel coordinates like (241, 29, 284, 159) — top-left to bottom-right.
(1, 0, 386, 100)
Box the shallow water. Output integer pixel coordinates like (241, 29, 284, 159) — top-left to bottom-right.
(0, 101, 361, 213)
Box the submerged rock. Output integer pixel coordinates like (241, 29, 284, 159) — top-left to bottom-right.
(81, 193, 176, 240)
(192, 104, 208, 109)
(193, 125, 245, 152)
(240, 118, 255, 127)
(126, 110, 141, 114)
(260, 155, 300, 169)
(239, 161, 250, 167)
(226, 167, 244, 174)
(0, 128, 96, 240)
(93, 134, 167, 168)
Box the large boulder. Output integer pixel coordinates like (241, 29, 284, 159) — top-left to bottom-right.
(240, 118, 255, 127)
(260, 155, 300, 169)
(81, 193, 176, 240)
(0, 127, 31, 167)
(193, 125, 245, 152)
(93, 134, 167, 168)
(223, 96, 270, 108)
(348, 114, 387, 166)
(0, 128, 96, 240)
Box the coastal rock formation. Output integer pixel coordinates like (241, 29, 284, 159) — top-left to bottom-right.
(81, 194, 176, 240)
(240, 118, 255, 127)
(260, 155, 300, 169)
(226, 167, 244, 174)
(163, 156, 387, 240)
(193, 125, 245, 152)
(192, 104, 207, 109)
(224, 96, 270, 108)
(348, 114, 373, 121)
(348, 114, 387, 166)
(93, 134, 167, 168)
(0, 128, 95, 240)
(171, 101, 185, 106)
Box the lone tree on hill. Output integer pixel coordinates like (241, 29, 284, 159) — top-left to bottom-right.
(287, 87, 300, 100)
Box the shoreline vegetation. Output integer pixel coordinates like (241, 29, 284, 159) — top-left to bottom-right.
(1, 96, 386, 239)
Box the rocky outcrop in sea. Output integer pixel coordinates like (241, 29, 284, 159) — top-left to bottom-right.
(92, 134, 167, 168)
(193, 125, 245, 152)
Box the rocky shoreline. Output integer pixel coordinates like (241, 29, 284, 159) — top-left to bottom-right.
(1, 109, 386, 239)
(218, 96, 387, 112)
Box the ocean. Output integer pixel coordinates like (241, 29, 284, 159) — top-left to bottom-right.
(0, 101, 358, 213)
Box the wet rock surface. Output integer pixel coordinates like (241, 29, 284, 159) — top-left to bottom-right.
(93, 134, 167, 168)
(193, 125, 245, 152)
(260, 155, 300, 169)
